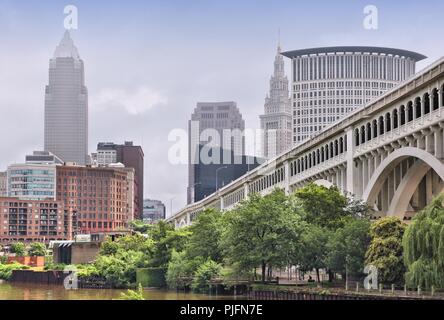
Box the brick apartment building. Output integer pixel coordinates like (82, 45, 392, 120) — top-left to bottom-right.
(96, 142, 144, 219)
(56, 165, 133, 234)
(0, 197, 70, 244)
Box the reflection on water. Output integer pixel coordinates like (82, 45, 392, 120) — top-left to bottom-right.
(0, 281, 239, 300)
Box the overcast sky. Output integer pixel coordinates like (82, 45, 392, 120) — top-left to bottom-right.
(0, 0, 443, 217)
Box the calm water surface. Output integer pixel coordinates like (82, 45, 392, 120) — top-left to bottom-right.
(0, 281, 240, 300)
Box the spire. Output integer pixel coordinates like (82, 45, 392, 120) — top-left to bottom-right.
(53, 30, 80, 59)
(273, 28, 284, 76)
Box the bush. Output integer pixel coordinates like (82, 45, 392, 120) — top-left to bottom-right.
(118, 284, 145, 300)
(44, 263, 67, 271)
(191, 260, 222, 293)
(76, 264, 99, 278)
(10, 243, 26, 257)
(28, 243, 47, 257)
(0, 263, 29, 280)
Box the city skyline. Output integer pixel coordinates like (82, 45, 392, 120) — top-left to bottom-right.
(1, 1, 444, 216)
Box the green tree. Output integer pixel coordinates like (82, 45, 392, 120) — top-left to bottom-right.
(148, 222, 191, 269)
(403, 194, 444, 290)
(94, 250, 145, 288)
(10, 242, 26, 257)
(222, 189, 306, 283)
(130, 220, 152, 234)
(166, 250, 205, 289)
(191, 260, 222, 293)
(28, 243, 47, 257)
(294, 183, 350, 229)
(365, 217, 406, 285)
(186, 208, 224, 262)
(298, 224, 331, 282)
(327, 218, 371, 279)
(99, 240, 120, 256)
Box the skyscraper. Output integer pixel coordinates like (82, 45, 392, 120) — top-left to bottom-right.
(187, 102, 245, 204)
(260, 45, 292, 159)
(281, 47, 426, 144)
(44, 31, 89, 165)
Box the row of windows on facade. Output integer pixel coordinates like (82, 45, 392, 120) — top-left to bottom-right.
(200, 105, 232, 111)
(1, 202, 59, 208)
(295, 122, 338, 133)
(294, 95, 381, 108)
(294, 81, 396, 91)
(295, 88, 389, 98)
(199, 113, 230, 119)
(355, 86, 444, 146)
(59, 178, 124, 184)
(58, 171, 124, 178)
(10, 184, 54, 189)
(9, 170, 54, 176)
(5, 217, 61, 223)
(63, 206, 128, 212)
(197, 120, 242, 129)
(59, 186, 123, 192)
(296, 107, 356, 117)
(292, 55, 414, 82)
(6, 232, 62, 236)
(78, 221, 125, 229)
(9, 177, 54, 183)
(76, 213, 126, 220)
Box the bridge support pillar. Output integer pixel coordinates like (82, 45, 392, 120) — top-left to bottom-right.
(345, 128, 356, 196)
(434, 126, 444, 159)
(284, 161, 290, 195)
(220, 196, 225, 210)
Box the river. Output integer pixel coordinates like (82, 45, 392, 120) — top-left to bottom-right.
(0, 281, 240, 300)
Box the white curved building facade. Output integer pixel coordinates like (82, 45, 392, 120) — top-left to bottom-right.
(281, 46, 427, 144)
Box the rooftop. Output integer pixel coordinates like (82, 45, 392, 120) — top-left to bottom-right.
(281, 46, 427, 61)
(53, 30, 80, 60)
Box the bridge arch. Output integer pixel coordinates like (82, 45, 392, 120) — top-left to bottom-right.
(362, 147, 444, 215)
(386, 160, 437, 218)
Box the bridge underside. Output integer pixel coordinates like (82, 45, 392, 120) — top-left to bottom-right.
(366, 159, 444, 222)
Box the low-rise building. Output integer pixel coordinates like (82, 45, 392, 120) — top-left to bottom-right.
(142, 199, 166, 224)
(6, 151, 62, 201)
(56, 165, 133, 234)
(7, 163, 57, 200)
(52, 232, 128, 264)
(0, 197, 70, 244)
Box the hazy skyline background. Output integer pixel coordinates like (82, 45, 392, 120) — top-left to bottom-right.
(0, 0, 443, 216)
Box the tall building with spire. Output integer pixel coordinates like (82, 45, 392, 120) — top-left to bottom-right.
(260, 45, 292, 159)
(44, 31, 88, 165)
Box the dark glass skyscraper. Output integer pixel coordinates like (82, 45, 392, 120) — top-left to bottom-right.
(44, 31, 88, 165)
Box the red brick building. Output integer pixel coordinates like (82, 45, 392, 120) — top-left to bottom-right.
(0, 197, 70, 244)
(56, 165, 132, 234)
